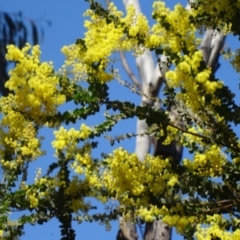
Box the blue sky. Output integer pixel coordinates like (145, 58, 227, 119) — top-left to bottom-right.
(2, 0, 240, 239)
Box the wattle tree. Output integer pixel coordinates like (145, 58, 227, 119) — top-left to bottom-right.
(0, 1, 240, 239)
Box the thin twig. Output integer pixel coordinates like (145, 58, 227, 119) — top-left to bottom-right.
(104, 97, 240, 153)
(116, 77, 162, 104)
(120, 51, 142, 90)
(169, 123, 240, 152)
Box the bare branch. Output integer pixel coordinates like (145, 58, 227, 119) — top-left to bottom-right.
(116, 77, 163, 104)
(120, 51, 142, 90)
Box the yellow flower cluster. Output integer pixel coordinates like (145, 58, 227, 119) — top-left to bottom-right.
(60, 44, 87, 82)
(181, 126, 205, 151)
(190, 0, 239, 30)
(57, 1, 194, 84)
(23, 168, 48, 207)
(71, 151, 93, 175)
(137, 204, 196, 234)
(121, 5, 149, 40)
(195, 214, 240, 240)
(0, 101, 42, 170)
(28, 194, 39, 208)
(166, 51, 223, 114)
(60, 2, 153, 83)
(52, 123, 91, 152)
(164, 215, 196, 234)
(64, 177, 91, 213)
(101, 148, 145, 200)
(24, 168, 68, 209)
(147, 2, 197, 54)
(32, 163, 94, 214)
(83, 4, 124, 64)
(52, 124, 94, 176)
(161, 125, 179, 145)
(183, 144, 227, 177)
(5, 43, 65, 124)
(60, 1, 205, 86)
(93, 148, 178, 209)
(137, 206, 157, 222)
(61, 3, 125, 83)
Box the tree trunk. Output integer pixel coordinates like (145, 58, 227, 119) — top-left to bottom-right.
(144, 221, 171, 240)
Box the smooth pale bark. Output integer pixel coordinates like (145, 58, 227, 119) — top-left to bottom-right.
(208, 30, 225, 71)
(201, 29, 214, 64)
(135, 119, 152, 162)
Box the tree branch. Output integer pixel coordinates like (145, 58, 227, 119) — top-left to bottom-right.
(120, 51, 142, 90)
